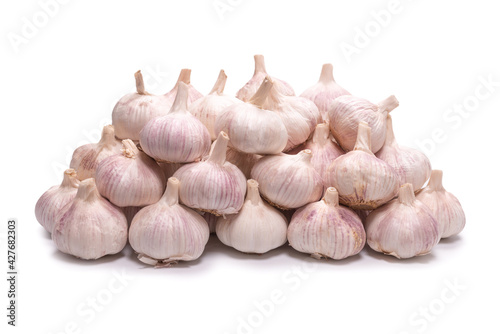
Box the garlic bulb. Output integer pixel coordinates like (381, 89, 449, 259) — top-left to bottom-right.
(173, 131, 247, 215)
(70, 125, 122, 180)
(140, 82, 211, 163)
(300, 64, 351, 121)
(324, 122, 399, 210)
(52, 178, 128, 260)
(328, 95, 399, 153)
(129, 177, 210, 267)
(215, 77, 288, 154)
(303, 123, 344, 181)
(287, 187, 365, 260)
(251, 149, 323, 209)
(112, 71, 169, 141)
(376, 115, 431, 191)
(95, 139, 166, 207)
(365, 183, 440, 259)
(208, 139, 261, 179)
(35, 169, 80, 233)
(236, 55, 295, 102)
(262, 82, 321, 151)
(216, 179, 288, 254)
(189, 70, 241, 140)
(163, 68, 203, 106)
(416, 170, 465, 238)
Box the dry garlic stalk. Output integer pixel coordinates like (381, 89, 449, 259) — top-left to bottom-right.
(163, 68, 203, 106)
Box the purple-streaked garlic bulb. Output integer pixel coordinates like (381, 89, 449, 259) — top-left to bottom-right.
(189, 70, 241, 140)
(173, 131, 247, 216)
(376, 115, 431, 192)
(112, 71, 169, 141)
(287, 187, 365, 260)
(140, 82, 211, 163)
(95, 139, 166, 207)
(215, 77, 288, 155)
(300, 64, 351, 122)
(416, 170, 465, 239)
(52, 178, 128, 260)
(365, 183, 440, 259)
(35, 169, 80, 233)
(236, 54, 295, 102)
(262, 81, 321, 151)
(163, 68, 203, 106)
(251, 149, 323, 209)
(70, 125, 122, 180)
(328, 95, 399, 153)
(128, 177, 210, 267)
(324, 122, 400, 210)
(216, 179, 288, 254)
(303, 123, 345, 182)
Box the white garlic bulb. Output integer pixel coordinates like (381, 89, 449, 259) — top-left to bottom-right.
(300, 64, 351, 122)
(287, 187, 365, 260)
(416, 170, 465, 238)
(70, 125, 122, 180)
(189, 70, 241, 140)
(112, 71, 169, 141)
(35, 169, 80, 233)
(163, 68, 203, 106)
(129, 177, 210, 267)
(52, 178, 128, 260)
(365, 183, 440, 259)
(251, 149, 323, 209)
(328, 95, 399, 153)
(95, 139, 166, 207)
(215, 77, 288, 154)
(216, 179, 288, 254)
(303, 123, 344, 182)
(173, 131, 247, 215)
(140, 82, 211, 163)
(236, 54, 295, 102)
(263, 82, 321, 151)
(376, 115, 431, 191)
(324, 122, 400, 210)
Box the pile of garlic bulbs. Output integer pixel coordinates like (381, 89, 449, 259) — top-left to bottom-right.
(35, 55, 466, 266)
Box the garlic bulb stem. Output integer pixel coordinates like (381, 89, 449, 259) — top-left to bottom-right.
(208, 132, 229, 165)
(170, 82, 189, 113)
(134, 70, 148, 95)
(246, 179, 261, 205)
(398, 184, 416, 205)
(75, 178, 101, 203)
(177, 68, 191, 85)
(99, 125, 119, 149)
(254, 54, 267, 74)
(249, 77, 273, 108)
(353, 122, 372, 153)
(209, 70, 227, 95)
(122, 139, 140, 158)
(378, 95, 399, 114)
(428, 170, 445, 191)
(163, 177, 180, 206)
(312, 123, 330, 145)
(323, 187, 339, 207)
(319, 63, 334, 83)
(384, 115, 396, 146)
(298, 149, 313, 163)
(61, 169, 80, 188)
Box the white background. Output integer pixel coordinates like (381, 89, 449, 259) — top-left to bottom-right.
(1, 0, 499, 333)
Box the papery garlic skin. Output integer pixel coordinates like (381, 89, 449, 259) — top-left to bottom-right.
(416, 170, 465, 238)
(325, 122, 399, 210)
(140, 82, 211, 163)
(95, 139, 166, 207)
(251, 150, 323, 209)
(328, 95, 399, 153)
(70, 125, 122, 180)
(52, 178, 128, 260)
(236, 55, 295, 102)
(287, 187, 365, 260)
(35, 169, 80, 233)
(376, 115, 431, 191)
(129, 177, 210, 267)
(365, 183, 440, 259)
(163, 69, 203, 106)
(173, 132, 247, 215)
(303, 123, 344, 181)
(263, 83, 321, 151)
(215, 77, 288, 154)
(216, 179, 288, 254)
(112, 71, 169, 141)
(189, 70, 241, 140)
(300, 64, 351, 122)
